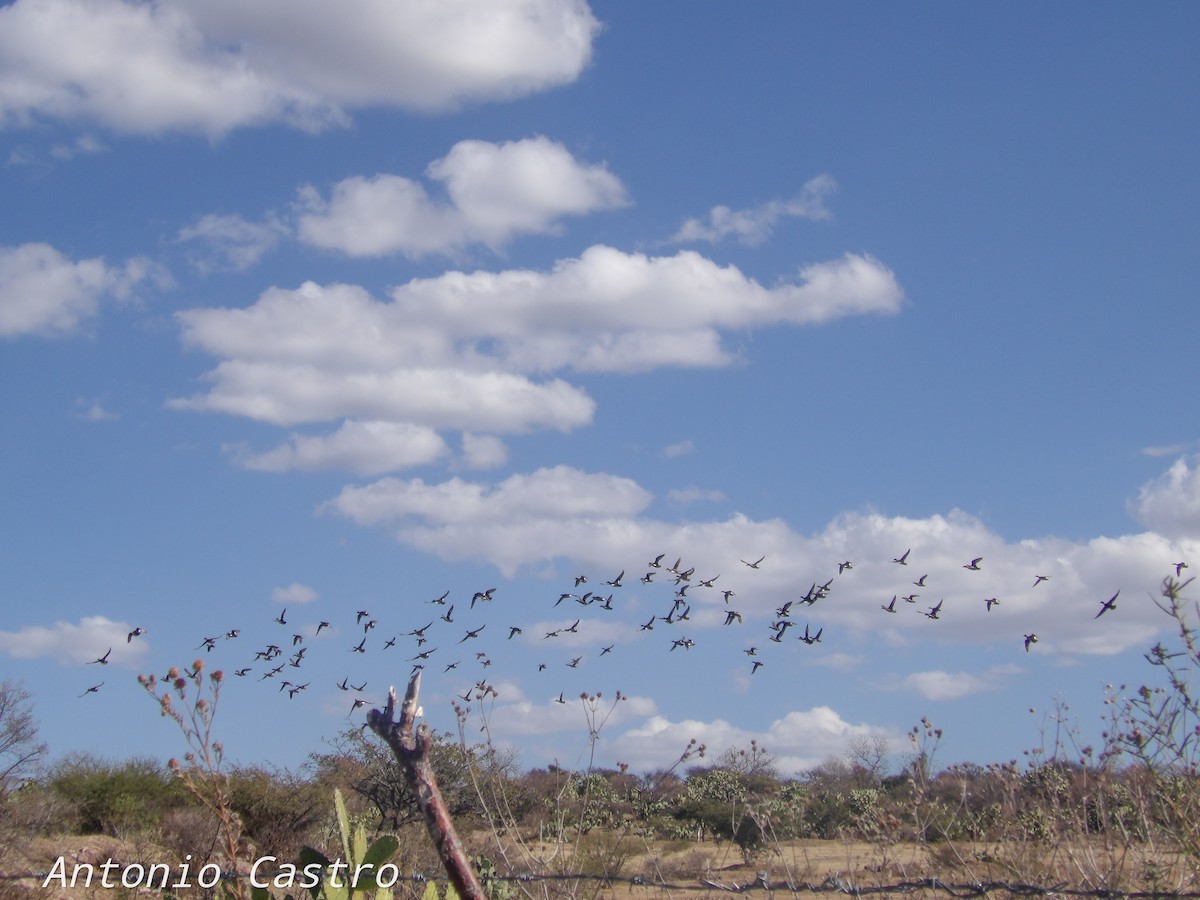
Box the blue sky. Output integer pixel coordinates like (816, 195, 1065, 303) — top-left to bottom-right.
(2, 1, 1199, 779)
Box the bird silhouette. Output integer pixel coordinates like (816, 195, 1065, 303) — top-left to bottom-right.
(740, 555, 765, 569)
(893, 549, 910, 565)
(1095, 591, 1119, 619)
(1024, 633, 1038, 651)
(984, 597, 1000, 611)
(882, 596, 897, 613)
(924, 600, 943, 620)
(127, 627, 145, 642)
(275, 609, 287, 625)
(914, 575, 928, 587)
(89, 648, 111, 665)
(79, 683, 103, 697)
(964, 557, 983, 571)
(1174, 561, 1188, 576)
(1033, 575, 1050, 587)
(838, 561, 853, 574)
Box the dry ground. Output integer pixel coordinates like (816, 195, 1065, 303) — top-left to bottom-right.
(2, 831, 1194, 900)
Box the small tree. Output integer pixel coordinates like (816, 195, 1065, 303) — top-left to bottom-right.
(0, 679, 47, 793)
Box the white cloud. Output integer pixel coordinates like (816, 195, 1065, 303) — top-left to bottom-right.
(0, 615, 145, 666)
(229, 419, 449, 475)
(0, 0, 599, 135)
(611, 706, 887, 775)
(1128, 455, 1200, 540)
(661, 440, 696, 459)
(323, 462, 1194, 655)
(0, 242, 152, 337)
(169, 248, 900, 452)
(75, 396, 119, 422)
(272, 583, 318, 605)
(297, 137, 629, 258)
(893, 665, 1020, 701)
(668, 174, 837, 246)
(178, 213, 288, 272)
(50, 133, 106, 159)
(458, 433, 508, 471)
(322, 466, 653, 576)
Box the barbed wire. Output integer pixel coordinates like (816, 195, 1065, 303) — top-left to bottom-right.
(5, 867, 1200, 898)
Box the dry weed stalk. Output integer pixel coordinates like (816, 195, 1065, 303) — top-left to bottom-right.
(139, 659, 250, 900)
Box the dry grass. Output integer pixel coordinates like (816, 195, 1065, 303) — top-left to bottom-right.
(3, 829, 1197, 900)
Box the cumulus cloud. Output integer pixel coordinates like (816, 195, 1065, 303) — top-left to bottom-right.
(0, 615, 145, 666)
(168, 248, 901, 472)
(297, 137, 629, 258)
(458, 433, 508, 471)
(611, 706, 886, 775)
(229, 419, 450, 475)
(668, 174, 837, 246)
(272, 583, 318, 605)
(0, 242, 154, 337)
(322, 462, 1194, 655)
(0, 0, 599, 135)
(1128, 455, 1200, 540)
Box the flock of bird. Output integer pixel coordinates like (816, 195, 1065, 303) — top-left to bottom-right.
(75, 553, 1191, 715)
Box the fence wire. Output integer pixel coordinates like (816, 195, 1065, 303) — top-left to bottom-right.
(5, 867, 1200, 898)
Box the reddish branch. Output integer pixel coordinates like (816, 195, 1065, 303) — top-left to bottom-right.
(367, 672, 487, 900)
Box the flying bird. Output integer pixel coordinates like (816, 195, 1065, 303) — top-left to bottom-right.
(740, 555, 765, 569)
(1174, 561, 1188, 576)
(127, 627, 145, 642)
(79, 683, 103, 697)
(430, 590, 450, 605)
(1095, 591, 1119, 619)
(914, 574, 928, 587)
(458, 625, 486, 643)
(882, 596, 897, 613)
(275, 609, 287, 625)
(606, 571, 625, 588)
(984, 597, 1000, 611)
(508, 626, 523, 639)
(1033, 575, 1050, 587)
(964, 558, 983, 571)
(893, 549, 911, 565)
(89, 648, 112, 665)
(924, 600, 943, 620)
(838, 561, 853, 574)
(1024, 633, 1039, 651)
